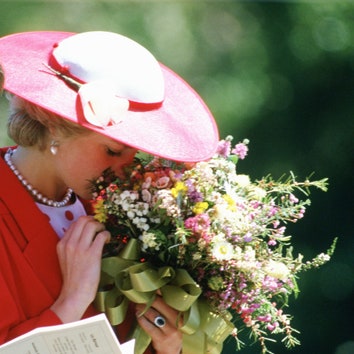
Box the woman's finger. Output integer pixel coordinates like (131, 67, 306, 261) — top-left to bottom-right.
(60, 216, 106, 250)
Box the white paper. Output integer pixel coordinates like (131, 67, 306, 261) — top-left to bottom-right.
(0, 314, 135, 354)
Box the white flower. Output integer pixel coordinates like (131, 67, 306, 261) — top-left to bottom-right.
(139, 231, 159, 250)
(193, 252, 202, 261)
(133, 217, 149, 231)
(211, 237, 235, 261)
(135, 202, 149, 216)
(244, 246, 256, 261)
(150, 217, 161, 224)
(234, 174, 251, 187)
(265, 260, 291, 281)
(234, 246, 259, 273)
(213, 203, 233, 223)
(247, 186, 267, 200)
(155, 189, 181, 218)
(127, 210, 135, 219)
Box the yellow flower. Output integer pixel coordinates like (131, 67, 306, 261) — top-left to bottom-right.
(192, 201, 209, 215)
(223, 194, 236, 211)
(171, 181, 188, 198)
(93, 199, 107, 223)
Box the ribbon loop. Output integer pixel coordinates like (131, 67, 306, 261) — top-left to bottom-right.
(127, 263, 175, 292)
(161, 269, 201, 312)
(95, 238, 234, 354)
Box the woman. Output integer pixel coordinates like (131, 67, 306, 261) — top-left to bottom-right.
(0, 31, 219, 353)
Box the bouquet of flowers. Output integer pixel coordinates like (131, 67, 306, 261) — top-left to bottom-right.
(91, 136, 336, 354)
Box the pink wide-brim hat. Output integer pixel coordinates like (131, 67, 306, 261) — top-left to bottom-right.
(0, 31, 219, 162)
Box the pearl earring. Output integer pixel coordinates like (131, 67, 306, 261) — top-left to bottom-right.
(50, 140, 59, 155)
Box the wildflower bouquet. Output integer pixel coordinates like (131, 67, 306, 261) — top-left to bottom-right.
(91, 136, 335, 354)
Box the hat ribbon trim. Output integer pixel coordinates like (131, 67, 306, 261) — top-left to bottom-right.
(43, 62, 163, 112)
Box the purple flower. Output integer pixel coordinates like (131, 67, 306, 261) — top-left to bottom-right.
(185, 179, 203, 202)
(243, 232, 253, 242)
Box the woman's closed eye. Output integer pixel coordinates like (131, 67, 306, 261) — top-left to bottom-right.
(106, 147, 123, 157)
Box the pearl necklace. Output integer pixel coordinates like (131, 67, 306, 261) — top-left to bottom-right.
(4, 148, 73, 208)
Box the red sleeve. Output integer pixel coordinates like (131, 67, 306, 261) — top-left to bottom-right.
(2, 308, 63, 343)
(0, 253, 62, 343)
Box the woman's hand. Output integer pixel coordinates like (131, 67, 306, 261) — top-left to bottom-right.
(51, 216, 109, 323)
(135, 295, 182, 354)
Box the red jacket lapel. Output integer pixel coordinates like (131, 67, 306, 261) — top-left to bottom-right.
(0, 147, 62, 298)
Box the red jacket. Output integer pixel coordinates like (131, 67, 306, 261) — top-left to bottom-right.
(0, 148, 150, 351)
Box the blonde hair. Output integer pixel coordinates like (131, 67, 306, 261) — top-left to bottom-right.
(7, 95, 89, 150)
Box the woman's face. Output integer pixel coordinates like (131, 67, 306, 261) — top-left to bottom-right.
(55, 131, 137, 199)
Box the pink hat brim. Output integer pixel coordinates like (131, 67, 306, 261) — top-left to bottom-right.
(0, 31, 219, 162)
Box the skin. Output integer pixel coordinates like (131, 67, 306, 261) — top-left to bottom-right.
(11, 130, 182, 354)
(136, 296, 183, 354)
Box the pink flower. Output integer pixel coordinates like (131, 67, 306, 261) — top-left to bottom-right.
(184, 213, 211, 235)
(268, 238, 277, 246)
(267, 322, 279, 331)
(216, 139, 231, 157)
(155, 176, 171, 189)
(232, 142, 249, 160)
(289, 193, 299, 203)
(258, 314, 272, 322)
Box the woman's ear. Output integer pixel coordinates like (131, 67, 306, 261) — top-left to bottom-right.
(47, 126, 62, 154)
(47, 124, 62, 140)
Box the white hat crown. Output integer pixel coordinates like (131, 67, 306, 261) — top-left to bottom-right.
(52, 31, 165, 104)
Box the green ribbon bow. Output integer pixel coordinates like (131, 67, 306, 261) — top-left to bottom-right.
(94, 239, 234, 354)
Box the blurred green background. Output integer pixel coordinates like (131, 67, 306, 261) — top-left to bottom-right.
(0, 1, 353, 353)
